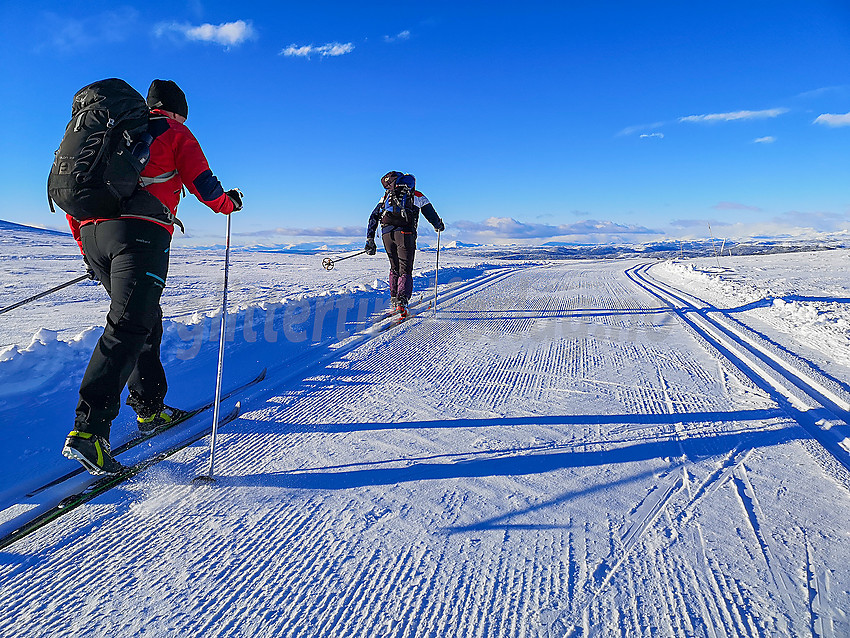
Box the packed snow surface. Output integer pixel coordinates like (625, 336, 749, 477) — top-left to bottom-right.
(1, 223, 850, 637)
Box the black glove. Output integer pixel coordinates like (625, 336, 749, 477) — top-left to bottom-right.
(226, 188, 243, 212)
(83, 256, 98, 282)
(435, 220, 445, 232)
(365, 238, 377, 255)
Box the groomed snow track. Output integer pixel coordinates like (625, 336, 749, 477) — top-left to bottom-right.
(2, 261, 849, 638)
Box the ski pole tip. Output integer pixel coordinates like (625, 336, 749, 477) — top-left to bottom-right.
(192, 475, 216, 486)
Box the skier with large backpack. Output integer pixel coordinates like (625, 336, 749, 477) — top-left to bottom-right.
(365, 171, 444, 317)
(50, 78, 243, 476)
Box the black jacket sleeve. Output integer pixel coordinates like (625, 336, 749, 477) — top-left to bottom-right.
(366, 201, 383, 239)
(420, 201, 442, 229)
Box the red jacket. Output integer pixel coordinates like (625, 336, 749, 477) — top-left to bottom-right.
(67, 109, 234, 252)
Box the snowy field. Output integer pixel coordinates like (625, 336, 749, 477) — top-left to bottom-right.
(1, 221, 850, 637)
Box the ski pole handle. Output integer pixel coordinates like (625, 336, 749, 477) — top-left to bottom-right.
(0, 274, 89, 317)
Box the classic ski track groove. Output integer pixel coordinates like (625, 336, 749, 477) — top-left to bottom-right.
(546, 262, 843, 637)
(630, 262, 850, 471)
(3, 262, 850, 637)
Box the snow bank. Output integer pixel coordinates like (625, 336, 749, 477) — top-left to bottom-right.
(658, 261, 767, 304)
(658, 258, 850, 367)
(0, 264, 492, 406)
(0, 328, 101, 398)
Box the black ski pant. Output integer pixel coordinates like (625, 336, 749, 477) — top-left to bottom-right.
(75, 219, 171, 439)
(382, 229, 416, 302)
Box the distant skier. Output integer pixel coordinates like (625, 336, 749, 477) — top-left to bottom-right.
(365, 171, 444, 317)
(60, 79, 243, 475)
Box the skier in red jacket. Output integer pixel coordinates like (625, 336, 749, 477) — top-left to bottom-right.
(63, 80, 242, 476)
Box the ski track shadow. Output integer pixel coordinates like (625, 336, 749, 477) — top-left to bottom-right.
(214, 423, 800, 524)
(238, 408, 787, 435)
(435, 307, 674, 322)
(782, 294, 850, 305)
(722, 298, 775, 313)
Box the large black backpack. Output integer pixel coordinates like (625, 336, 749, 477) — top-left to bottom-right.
(48, 78, 152, 220)
(381, 173, 417, 228)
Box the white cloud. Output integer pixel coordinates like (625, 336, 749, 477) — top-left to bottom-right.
(813, 112, 850, 127)
(678, 108, 789, 123)
(753, 136, 776, 144)
(639, 133, 664, 139)
(280, 42, 354, 58)
(155, 20, 255, 47)
(186, 20, 254, 45)
(617, 122, 666, 137)
(384, 30, 411, 43)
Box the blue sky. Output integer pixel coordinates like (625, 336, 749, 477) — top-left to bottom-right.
(3, 1, 850, 246)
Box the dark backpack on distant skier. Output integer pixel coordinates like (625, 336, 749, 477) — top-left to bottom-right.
(380, 172, 417, 228)
(47, 78, 153, 221)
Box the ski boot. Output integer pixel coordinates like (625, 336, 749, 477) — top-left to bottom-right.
(135, 405, 189, 433)
(62, 431, 124, 476)
(396, 296, 409, 319)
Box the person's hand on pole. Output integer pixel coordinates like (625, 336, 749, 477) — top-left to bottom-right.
(83, 256, 99, 282)
(365, 238, 377, 255)
(225, 188, 243, 213)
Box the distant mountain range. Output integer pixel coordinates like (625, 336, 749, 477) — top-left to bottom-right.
(2, 218, 847, 258)
(0, 219, 68, 236)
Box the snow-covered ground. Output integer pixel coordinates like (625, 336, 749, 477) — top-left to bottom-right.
(1, 222, 849, 637)
(656, 252, 850, 385)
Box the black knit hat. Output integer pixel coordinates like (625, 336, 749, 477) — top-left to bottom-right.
(146, 80, 188, 118)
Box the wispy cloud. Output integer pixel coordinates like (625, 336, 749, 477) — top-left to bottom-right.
(39, 8, 139, 51)
(617, 122, 666, 137)
(453, 217, 657, 241)
(384, 30, 411, 43)
(679, 108, 788, 123)
(670, 219, 733, 229)
(795, 85, 848, 100)
(668, 213, 850, 240)
(155, 19, 255, 47)
(621, 107, 788, 137)
(712, 202, 763, 212)
(813, 112, 850, 127)
(773, 210, 849, 231)
(280, 42, 354, 58)
(753, 136, 776, 144)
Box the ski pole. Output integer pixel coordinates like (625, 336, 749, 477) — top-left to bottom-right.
(433, 230, 441, 315)
(0, 274, 89, 317)
(322, 249, 367, 271)
(195, 213, 232, 484)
